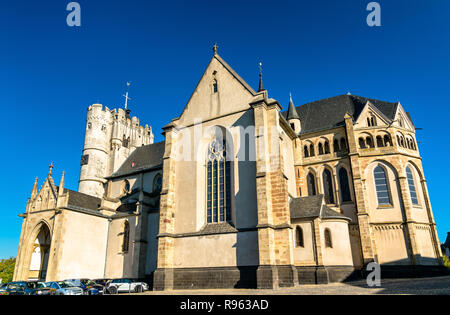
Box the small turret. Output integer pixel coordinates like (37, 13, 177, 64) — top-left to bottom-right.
(287, 93, 301, 134)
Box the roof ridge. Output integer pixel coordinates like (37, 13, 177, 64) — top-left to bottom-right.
(213, 54, 257, 95)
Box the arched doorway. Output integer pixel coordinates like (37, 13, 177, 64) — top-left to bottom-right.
(28, 223, 51, 281)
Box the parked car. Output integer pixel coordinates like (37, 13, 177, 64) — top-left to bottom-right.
(106, 279, 149, 294)
(65, 279, 104, 295)
(3, 281, 53, 295)
(93, 278, 111, 287)
(45, 281, 84, 295)
(0, 283, 8, 295)
(26, 281, 54, 295)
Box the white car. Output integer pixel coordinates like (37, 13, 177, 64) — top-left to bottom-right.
(45, 281, 84, 295)
(106, 279, 149, 294)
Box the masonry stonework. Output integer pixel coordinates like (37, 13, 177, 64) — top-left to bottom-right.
(13, 50, 447, 289)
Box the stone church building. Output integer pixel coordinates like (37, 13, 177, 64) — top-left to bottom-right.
(13, 48, 446, 289)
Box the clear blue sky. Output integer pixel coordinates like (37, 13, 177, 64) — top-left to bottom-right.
(0, 0, 449, 259)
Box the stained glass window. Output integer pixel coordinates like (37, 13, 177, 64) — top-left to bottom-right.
(374, 165, 392, 206)
(323, 169, 335, 204)
(406, 167, 418, 205)
(206, 140, 231, 223)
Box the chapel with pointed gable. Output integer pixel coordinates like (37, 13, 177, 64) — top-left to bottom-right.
(13, 47, 447, 289)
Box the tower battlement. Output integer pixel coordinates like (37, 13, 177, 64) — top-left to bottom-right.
(79, 103, 154, 198)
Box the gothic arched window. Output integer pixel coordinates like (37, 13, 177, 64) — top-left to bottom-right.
(296, 226, 304, 248)
(374, 165, 392, 206)
(122, 221, 130, 253)
(406, 166, 419, 205)
(322, 169, 335, 204)
(339, 168, 352, 202)
(307, 172, 317, 196)
(206, 139, 231, 223)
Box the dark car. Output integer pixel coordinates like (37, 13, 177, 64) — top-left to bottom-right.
(93, 279, 111, 287)
(26, 281, 54, 295)
(66, 279, 104, 295)
(5, 281, 53, 295)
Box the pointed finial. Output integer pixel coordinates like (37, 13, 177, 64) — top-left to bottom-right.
(58, 171, 65, 196)
(123, 82, 132, 110)
(258, 62, 265, 92)
(213, 43, 218, 55)
(31, 177, 38, 199)
(48, 162, 54, 177)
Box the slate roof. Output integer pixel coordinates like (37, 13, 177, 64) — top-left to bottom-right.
(110, 141, 165, 178)
(62, 188, 102, 211)
(445, 232, 450, 248)
(281, 94, 399, 134)
(290, 194, 350, 221)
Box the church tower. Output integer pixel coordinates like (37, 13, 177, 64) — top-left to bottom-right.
(78, 103, 113, 198)
(78, 86, 154, 198)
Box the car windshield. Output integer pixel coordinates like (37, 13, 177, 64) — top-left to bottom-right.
(26, 282, 46, 289)
(57, 281, 75, 288)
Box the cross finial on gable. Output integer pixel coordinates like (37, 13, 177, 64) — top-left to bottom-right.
(258, 62, 265, 92)
(213, 43, 218, 55)
(48, 162, 54, 177)
(123, 82, 131, 110)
